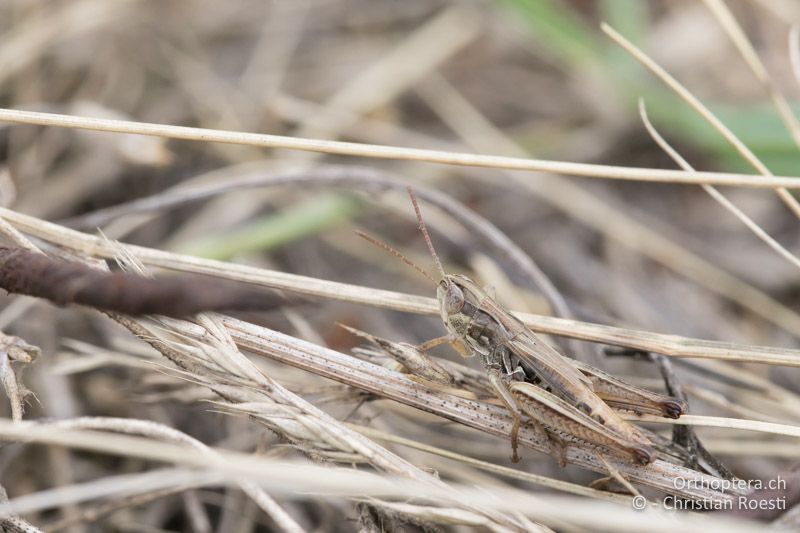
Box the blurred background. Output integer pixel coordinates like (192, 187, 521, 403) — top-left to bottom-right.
(1, 0, 799, 530)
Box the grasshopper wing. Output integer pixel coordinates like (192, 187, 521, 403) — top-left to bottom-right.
(460, 276, 593, 395)
(505, 331, 595, 393)
(571, 360, 685, 419)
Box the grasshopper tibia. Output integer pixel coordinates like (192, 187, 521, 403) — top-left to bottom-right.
(486, 367, 524, 463)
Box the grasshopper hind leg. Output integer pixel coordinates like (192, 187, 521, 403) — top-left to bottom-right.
(489, 350, 574, 465)
(489, 347, 548, 462)
(486, 367, 525, 462)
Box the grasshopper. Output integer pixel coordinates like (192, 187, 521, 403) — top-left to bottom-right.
(359, 188, 685, 466)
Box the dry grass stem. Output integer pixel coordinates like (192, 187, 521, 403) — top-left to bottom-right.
(64, 166, 575, 327)
(0, 207, 797, 365)
(0, 422, 761, 532)
(639, 101, 800, 271)
(629, 413, 800, 438)
(603, 23, 800, 218)
(42, 417, 305, 533)
(0, 107, 797, 190)
(703, 0, 800, 148)
(215, 316, 742, 500)
(40, 482, 203, 532)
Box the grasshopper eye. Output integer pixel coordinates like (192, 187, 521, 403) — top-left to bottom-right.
(443, 283, 465, 314)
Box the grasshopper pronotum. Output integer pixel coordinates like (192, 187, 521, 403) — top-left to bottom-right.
(359, 188, 685, 465)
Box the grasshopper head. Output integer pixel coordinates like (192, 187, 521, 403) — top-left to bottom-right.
(437, 276, 465, 316)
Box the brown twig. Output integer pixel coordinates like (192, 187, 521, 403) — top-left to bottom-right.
(0, 246, 286, 317)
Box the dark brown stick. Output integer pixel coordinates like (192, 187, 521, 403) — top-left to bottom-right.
(0, 246, 285, 317)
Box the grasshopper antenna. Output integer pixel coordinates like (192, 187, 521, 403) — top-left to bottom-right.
(355, 230, 436, 285)
(407, 187, 447, 281)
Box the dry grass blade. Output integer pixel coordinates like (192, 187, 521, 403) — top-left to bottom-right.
(215, 317, 741, 500)
(639, 100, 800, 272)
(417, 74, 800, 338)
(791, 24, 800, 85)
(0, 206, 797, 365)
(629, 413, 800, 438)
(602, 23, 800, 218)
(64, 166, 577, 342)
(0, 422, 763, 532)
(349, 424, 632, 504)
(40, 417, 305, 533)
(0, 107, 799, 189)
(703, 0, 800, 149)
(5, 467, 224, 519)
(39, 481, 203, 532)
(704, 439, 800, 458)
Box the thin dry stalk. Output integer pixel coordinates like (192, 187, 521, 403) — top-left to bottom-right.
(630, 413, 800, 438)
(415, 74, 800, 338)
(211, 316, 742, 501)
(40, 478, 206, 532)
(703, 0, 800, 149)
(0, 422, 761, 532)
(602, 23, 800, 218)
(63, 166, 580, 353)
(639, 101, 800, 271)
(0, 107, 797, 189)
(0, 207, 797, 365)
(42, 417, 305, 533)
(5, 467, 225, 520)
